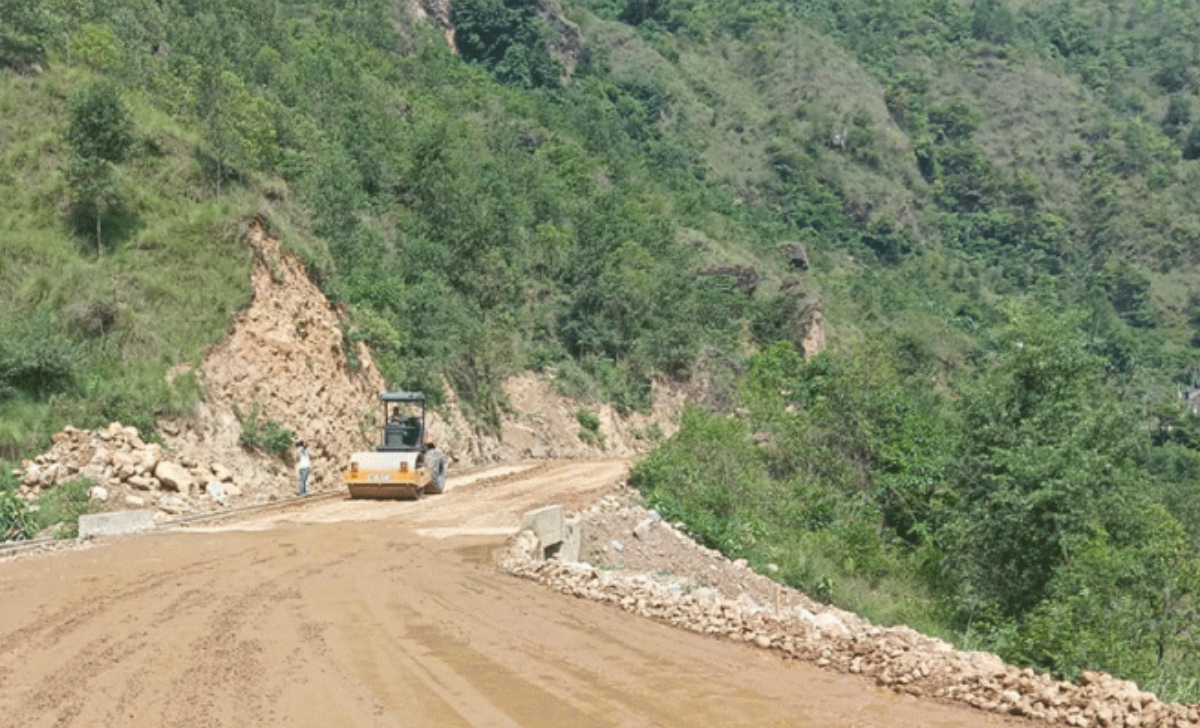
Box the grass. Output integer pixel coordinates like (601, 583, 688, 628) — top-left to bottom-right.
(0, 66, 259, 461)
(32, 477, 99, 539)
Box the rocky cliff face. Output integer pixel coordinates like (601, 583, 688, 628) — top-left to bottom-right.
(184, 219, 386, 491)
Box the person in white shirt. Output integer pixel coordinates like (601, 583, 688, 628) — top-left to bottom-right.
(296, 440, 312, 496)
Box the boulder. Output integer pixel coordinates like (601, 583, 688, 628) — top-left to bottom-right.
(123, 426, 143, 448)
(632, 518, 655, 540)
(140, 444, 163, 472)
(157, 494, 190, 515)
(89, 446, 113, 467)
(154, 461, 195, 493)
(89, 485, 109, 502)
(127, 475, 158, 491)
(205, 481, 227, 504)
(810, 611, 849, 637)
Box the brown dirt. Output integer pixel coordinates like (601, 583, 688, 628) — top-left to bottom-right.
(0, 461, 1026, 728)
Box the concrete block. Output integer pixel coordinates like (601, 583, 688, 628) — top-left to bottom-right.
(78, 509, 157, 538)
(558, 517, 581, 562)
(520, 505, 564, 547)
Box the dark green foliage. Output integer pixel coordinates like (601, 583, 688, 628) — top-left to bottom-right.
(618, 0, 690, 32)
(0, 0, 59, 46)
(1184, 122, 1200, 161)
(970, 0, 1015, 45)
(450, 0, 561, 88)
(236, 405, 295, 457)
(945, 306, 1145, 617)
(65, 81, 135, 165)
(1163, 95, 1193, 141)
(1016, 506, 1200, 690)
(630, 406, 769, 554)
(0, 313, 79, 402)
(64, 80, 137, 251)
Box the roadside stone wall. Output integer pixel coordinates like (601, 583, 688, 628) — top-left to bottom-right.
(502, 519, 1200, 728)
(11, 422, 255, 520)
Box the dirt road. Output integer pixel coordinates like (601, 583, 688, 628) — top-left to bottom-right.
(0, 460, 1022, 728)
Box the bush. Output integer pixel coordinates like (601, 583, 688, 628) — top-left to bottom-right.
(236, 405, 295, 457)
(1, 469, 35, 541)
(0, 313, 80, 402)
(33, 477, 98, 539)
(576, 407, 606, 448)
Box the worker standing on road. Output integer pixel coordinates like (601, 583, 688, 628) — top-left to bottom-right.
(296, 440, 312, 496)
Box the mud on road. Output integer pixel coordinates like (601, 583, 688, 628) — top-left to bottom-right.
(1, 460, 1022, 728)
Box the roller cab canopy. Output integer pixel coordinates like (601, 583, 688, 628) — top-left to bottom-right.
(380, 391, 427, 403)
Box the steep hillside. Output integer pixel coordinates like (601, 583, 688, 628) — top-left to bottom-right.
(12, 220, 683, 522)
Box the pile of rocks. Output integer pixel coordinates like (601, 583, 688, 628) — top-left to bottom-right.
(502, 512, 1200, 728)
(11, 423, 255, 519)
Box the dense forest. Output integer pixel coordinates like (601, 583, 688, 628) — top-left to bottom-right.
(3, 0, 1200, 701)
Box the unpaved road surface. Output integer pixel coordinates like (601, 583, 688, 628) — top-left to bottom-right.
(1, 460, 1021, 728)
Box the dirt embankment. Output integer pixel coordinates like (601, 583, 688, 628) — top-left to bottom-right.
(502, 493, 1200, 728)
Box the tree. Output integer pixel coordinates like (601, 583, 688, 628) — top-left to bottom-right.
(198, 69, 276, 194)
(449, 0, 561, 88)
(64, 80, 135, 254)
(944, 304, 1146, 619)
(0, 0, 59, 45)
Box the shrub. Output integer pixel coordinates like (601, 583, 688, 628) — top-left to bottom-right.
(576, 407, 606, 448)
(236, 405, 295, 457)
(33, 476, 98, 539)
(1, 469, 35, 541)
(0, 313, 80, 402)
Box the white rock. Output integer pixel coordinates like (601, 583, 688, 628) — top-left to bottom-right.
(205, 481, 227, 504)
(125, 494, 146, 508)
(127, 475, 156, 491)
(123, 426, 143, 448)
(813, 611, 849, 636)
(140, 445, 163, 472)
(633, 518, 654, 540)
(154, 461, 195, 493)
(157, 494, 189, 515)
(512, 529, 541, 559)
(89, 485, 109, 502)
(225, 483, 243, 498)
(90, 447, 113, 467)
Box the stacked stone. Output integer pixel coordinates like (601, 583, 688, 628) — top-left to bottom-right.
(12, 423, 246, 517)
(501, 535, 1200, 728)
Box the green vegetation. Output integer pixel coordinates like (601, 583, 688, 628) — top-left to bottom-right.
(31, 477, 99, 539)
(236, 405, 296, 458)
(3, 0, 1200, 700)
(576, 406, 606, 448)
(0, 470, 35, 541)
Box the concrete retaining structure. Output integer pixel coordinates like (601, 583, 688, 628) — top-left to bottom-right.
(519, 505, 581, 561)
(78, 509, 157, 538)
